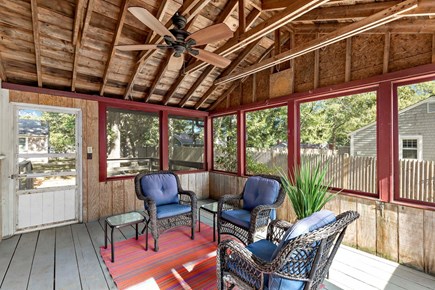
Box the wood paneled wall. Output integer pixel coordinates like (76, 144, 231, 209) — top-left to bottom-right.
(209, 172, 435, 276)
(6, 90, 209, 222)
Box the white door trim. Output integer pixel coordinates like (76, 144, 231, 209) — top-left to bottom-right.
(12, 103, 83, 233)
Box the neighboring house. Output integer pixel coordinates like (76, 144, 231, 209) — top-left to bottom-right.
(350, 96, 435, 161)
(171, 133, 204, 147)
(18, 119, 49, 154)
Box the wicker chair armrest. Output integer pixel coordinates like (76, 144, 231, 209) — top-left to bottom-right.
(179, 190, 197, 213)
(179, 190, 197, 202)
(218, 239, 273, 271)
(218, 194, 242, 214)
(142, 197, 157, 218)
(267, 219, 293, 243)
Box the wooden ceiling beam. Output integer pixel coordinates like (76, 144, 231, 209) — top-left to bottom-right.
(239, 0, 246, 33)
(199, 33, 289, 110)
(262, 0, 294, 11)
(294, 1, 401, 22)
(294, 18, 435, 34)
(215, 0, 419, 85)
(0, 54, 6, 82)
(161, 0, 240, 106)
(99, 0, 129, 96)
(30, 0, 42, 87)
(176, 7, 261, 107)
(72, 0, 85, 46)
(194, 38, 262, 109)
(145, 54, 173, 102)
(71, 0, 95, 92)
(123, 0, 211, 99)
(208, 40, 278, 111)
(185, 0, 330, 74)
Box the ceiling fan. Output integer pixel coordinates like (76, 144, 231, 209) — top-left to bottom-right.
(116, 7, 234, 70)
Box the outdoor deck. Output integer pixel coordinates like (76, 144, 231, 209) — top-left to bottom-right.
(0, 200, 434, 290)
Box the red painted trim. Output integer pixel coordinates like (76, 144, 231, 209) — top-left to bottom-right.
(98, 102, 107, 182)
(1, 82, 208, 117)
(205, 117, 212, 171)
(238, 111, 246, 176)
(377, 82, 394, 202)
(287, 100, 298, 177)
(210, 63, 435, 116)
(392, 75, 435, 207)
(160, 111, 169, 171)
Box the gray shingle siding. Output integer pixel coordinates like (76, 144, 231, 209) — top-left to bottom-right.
(351, 99, 435, 161)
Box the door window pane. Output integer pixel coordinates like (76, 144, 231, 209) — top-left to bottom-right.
(169, 116, 204, 171)
(245, 106, 288, 175)
(397, 80, 435, 203)
(213, 115, 237, 172)
(106, 108, 159, 177)
(300, 92, 377, 194)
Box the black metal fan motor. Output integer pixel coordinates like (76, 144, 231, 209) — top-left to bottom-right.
(164, 13, 198, 57)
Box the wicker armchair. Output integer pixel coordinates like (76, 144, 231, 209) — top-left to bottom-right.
(134, 171, 197, 252)
(217, 210, 360, 290)
(217, 175, 285, 245)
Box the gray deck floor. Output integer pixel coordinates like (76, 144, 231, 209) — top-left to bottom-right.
(0, 199, 434, 290)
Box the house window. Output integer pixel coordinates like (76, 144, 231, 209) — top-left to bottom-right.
(168, 116, 205, 171)
(427, 101, 435, 113)
(106, 108, 160, 177)
(399, 136, 422, 160)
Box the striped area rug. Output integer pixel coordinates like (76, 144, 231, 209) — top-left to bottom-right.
(100, 223, 220, 289)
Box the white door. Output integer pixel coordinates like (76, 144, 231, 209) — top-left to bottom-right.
(13, 104, 82, 232)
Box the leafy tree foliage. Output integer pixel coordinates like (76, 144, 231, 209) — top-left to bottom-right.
(106, 109, 159, 158)
(41, 112, 76, 153)
(213, 115, 237, 172)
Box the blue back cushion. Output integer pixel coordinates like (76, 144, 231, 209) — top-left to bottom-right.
(243, 176, 280, 211)
(140, 174, 179, 206)
(272, 210, 336, 260)
(268, 210, 336, 289)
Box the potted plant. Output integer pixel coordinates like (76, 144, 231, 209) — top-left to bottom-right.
(279, 161, 336, 220)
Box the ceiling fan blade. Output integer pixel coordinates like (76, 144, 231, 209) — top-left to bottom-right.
(187, 23, 234, 46)
(168, 53, 184, 71)
(128, 7, 175, 40)
(192, 49, 231, 68)
(115, 44, 159, 51)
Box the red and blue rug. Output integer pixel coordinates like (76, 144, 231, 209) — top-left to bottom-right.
(100, 223, 220, 289)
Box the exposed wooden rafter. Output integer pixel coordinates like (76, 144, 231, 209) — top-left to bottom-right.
(123, 0, 211, 99)
(176, 7, 261, 107)
(145, 53, 173, 102)
(185, 0, 330, 74)
(72, 0, 85, 46)
(215, 0, 419, 85)
(239, 0, 246, 34)
(194, 39, 261, 109)
(30, 0, 42, 87)
(0, 54, 6, 82)
(161, 0, 240, 106)
(99, 0, 129, 96)
(71, 0, 95, 92)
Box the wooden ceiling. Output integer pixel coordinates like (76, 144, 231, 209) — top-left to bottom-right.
(0, 0, 434, 110)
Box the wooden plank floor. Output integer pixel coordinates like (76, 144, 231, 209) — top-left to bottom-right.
(0, 199, 434, 290)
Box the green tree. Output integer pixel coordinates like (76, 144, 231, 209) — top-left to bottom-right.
(41, 112, 76, 153)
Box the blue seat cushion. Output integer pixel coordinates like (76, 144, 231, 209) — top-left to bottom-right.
(246, 239, 277, 262)
(156, 203, 191, 219)
(221, 209, 251, 229)
(243, 176, 280, 211)
(140, 174, 179, 206)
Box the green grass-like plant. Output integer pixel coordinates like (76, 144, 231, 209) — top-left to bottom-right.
(279, 161, 336, 220)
